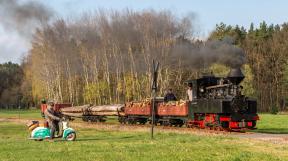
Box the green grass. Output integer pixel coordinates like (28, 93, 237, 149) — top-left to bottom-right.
(0, 122, 287, 161)
(0, 109, 42, 119)
(254, 114, 288, 134)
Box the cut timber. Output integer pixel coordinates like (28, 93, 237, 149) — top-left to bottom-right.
(62, 112, 83, 117)
(89, 104, 124, 112)
(60, 104, 91, 113)
(60, 104, 125, 117)
(62, 111, 124, 117)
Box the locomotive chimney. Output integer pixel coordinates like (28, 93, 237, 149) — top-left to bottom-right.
(227, 68, 245, 85)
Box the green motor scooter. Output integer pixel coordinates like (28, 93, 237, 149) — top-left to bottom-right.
(28, 118, 76, 141)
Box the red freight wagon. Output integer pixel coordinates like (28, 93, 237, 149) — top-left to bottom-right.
(157, 102, 188, 116)
(124, 102, 151, 116)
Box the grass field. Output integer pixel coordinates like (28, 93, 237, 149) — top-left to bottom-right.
(0, 121, 287, 161)
(0, 110, 288, 161)
(0, 109, 42, 119)
(254, 114, 288, 134)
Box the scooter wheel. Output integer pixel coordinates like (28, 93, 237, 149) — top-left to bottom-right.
(34, 139, 43, 141)
(65, 132, 76, 141)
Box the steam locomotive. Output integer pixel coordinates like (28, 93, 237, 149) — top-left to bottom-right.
(119, 68, 259, 130)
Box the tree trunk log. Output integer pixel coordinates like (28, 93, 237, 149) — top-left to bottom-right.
(60, 104, 125, 114)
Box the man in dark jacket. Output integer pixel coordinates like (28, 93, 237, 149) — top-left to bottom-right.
(164, 88, 177, 102)
(44, 102, 61, 140)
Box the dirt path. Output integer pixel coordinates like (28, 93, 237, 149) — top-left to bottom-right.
(1, 117, 288, 144)
(231, 133, 288, 144)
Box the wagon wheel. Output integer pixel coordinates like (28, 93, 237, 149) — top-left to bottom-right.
(139, 120, 147, 125)
(163, 121, 170, 126)
(82, 116, 88, 122)
(119, 117, 126, 124)
(118, 117, 123, 124)
(123, 118, 127, 124)
(99, 116, 107, 122)
(169, 121, 173, 127)
(128, 119, 136, 124)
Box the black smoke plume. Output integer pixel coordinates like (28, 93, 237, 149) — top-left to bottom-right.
(0, 0, 53, 63)
(170, 36, 246, 69)
(0, 0, 53, 37)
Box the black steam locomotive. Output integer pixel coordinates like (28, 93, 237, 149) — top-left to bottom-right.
(184, 68, 259, 130)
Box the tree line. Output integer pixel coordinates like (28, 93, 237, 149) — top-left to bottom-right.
(1, 10, 288, 112)
(210, 22, 288, 112)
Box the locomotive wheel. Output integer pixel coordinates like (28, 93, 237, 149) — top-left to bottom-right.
(186, 124, 193, 128)
(185, 121, 194, 128)
(221, 121, 229, 128)
(214, 126, 221, 131)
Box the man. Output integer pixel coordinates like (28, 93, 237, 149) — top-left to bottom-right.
(187, 83, 193, 101)
(44, 101, 61, 140)
(164, 88, 177, 102)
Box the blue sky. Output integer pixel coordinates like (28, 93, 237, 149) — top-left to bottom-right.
(1, 0, 288, 63)
(45, 0, 288, 36)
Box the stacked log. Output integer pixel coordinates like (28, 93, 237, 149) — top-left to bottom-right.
(124, 101, 151, 116)
(60, 104, 125, 117)
(162, 99, 187, 106)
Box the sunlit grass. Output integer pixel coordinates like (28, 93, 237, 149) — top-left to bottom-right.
(254, 114, 288, 134)
(0, 109, 42, 119)
(0, 122, 287, 161)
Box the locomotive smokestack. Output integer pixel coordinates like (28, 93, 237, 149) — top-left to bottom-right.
(227, 68, 245, 85)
